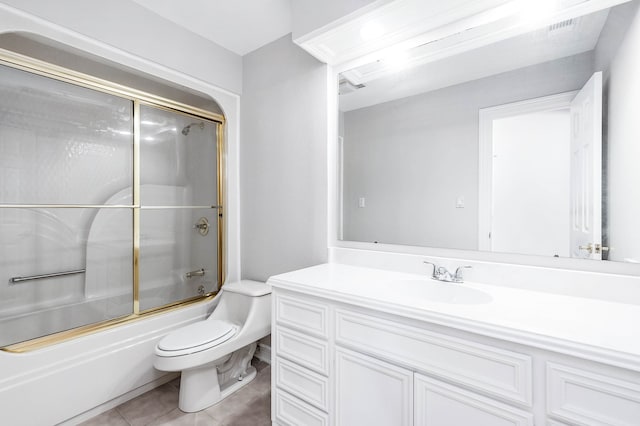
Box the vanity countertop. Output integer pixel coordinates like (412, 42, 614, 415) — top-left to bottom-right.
(268, 263, 640, 371)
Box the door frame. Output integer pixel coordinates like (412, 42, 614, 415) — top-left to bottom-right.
(478, 91, 577, 251)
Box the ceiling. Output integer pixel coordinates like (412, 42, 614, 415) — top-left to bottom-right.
(339, 8, 611, 111)
(131, 0, 293, 56)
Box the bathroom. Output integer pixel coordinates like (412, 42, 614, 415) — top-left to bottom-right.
(1, 0, 639, 425)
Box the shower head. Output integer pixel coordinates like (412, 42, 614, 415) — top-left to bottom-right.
(181, 122, 204, 136)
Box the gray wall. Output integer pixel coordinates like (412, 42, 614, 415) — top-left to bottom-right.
(342, 52, 594, 250)
(241, 34, 328, 281)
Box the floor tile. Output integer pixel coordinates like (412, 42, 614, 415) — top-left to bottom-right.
(233, 365, 271, 402)
(204, 366, 271, 424)
(78, 408, 129, 426)
(145, 408, 219, 426)
(82, 358, 271, 426)
(116, 382, 179, 426)
(219, 393, 271, 426)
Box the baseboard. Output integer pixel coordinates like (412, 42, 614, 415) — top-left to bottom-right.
(61, 372, 179, 425)
(255, 342, 271, 364)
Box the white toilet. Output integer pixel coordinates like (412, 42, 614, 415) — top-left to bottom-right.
(154, 280, 272, 412)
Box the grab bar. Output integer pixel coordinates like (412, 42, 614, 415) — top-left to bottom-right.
(185, 268, 205, 279)
(9, 269, 86, 284)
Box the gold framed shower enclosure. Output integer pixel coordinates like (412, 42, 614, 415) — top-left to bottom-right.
(0, 48, 225, 353)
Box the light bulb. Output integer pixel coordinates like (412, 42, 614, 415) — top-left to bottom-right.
(360, 21, 384, 41)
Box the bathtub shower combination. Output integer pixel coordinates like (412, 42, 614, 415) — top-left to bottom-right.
(0, 48, 225, 352)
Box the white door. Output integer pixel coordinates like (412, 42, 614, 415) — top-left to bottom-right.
(570, 72, 603, 260)
(478, 92, 575, 255)
(335, 347, 413, 426)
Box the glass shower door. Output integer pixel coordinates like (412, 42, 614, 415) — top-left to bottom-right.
(138, 104, 219, 311)
(0, 63, 134, 347)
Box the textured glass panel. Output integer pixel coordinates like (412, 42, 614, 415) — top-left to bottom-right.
(139, 208, 218, 311)
(140, 105, 217, 206)
(0, 63, 133, 205)
(0, 207, 133, 347)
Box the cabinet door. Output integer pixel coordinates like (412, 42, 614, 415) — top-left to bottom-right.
(415, 374, 533, 426)
(335, 347, 413, 426)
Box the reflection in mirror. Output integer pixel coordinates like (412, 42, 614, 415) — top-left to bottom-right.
(338, 0, 640, 263)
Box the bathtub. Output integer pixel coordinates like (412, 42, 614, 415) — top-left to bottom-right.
(0, 293, 218, 425)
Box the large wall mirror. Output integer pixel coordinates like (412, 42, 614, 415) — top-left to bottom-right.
(338, 0, 640, 265)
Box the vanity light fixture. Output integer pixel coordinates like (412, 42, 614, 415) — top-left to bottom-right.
(516, 0, 560, 27)
(360, 21, 384, 41)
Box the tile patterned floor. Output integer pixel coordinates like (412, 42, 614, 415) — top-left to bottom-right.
(80, 360, 271, 426)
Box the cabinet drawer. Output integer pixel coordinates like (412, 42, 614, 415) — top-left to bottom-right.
(275, 326, 329, 375)
(336, 308, 532, 406)
(276, 357, 329, 411)
(547, 362, 640, 426)
(415, 374, 533, 426)
(275, 389, 329, 426)
(275, 292, 329, 339)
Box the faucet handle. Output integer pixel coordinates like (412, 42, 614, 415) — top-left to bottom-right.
(454, 265, 472, 282)
(423, 261, 437, 278)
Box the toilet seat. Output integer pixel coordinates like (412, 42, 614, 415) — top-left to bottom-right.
(157, 320, 237, 356)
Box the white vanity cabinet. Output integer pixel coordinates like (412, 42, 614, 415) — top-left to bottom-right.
(335, 347, 413, 425)
(269, 265, 640, 426)
(271, 288, 534, 426)
(414, 374, 533, 426)
(272, 292, 331, 426)
(334, 306, 535, 426)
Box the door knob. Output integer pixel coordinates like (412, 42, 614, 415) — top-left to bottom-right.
(579, 243, 609, 254)
(579, 243, 594, 253)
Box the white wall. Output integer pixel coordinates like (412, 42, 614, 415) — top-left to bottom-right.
(291, 0, 387, 40)
(0, 0, 242, 94)
(491, 110, 571, 257)
(601, 2, 640, 262)
(240, 34, 328, 281)
(342, 52, 593, 250)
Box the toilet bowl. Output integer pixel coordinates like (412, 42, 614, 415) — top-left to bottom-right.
(154, 280, 271, 412)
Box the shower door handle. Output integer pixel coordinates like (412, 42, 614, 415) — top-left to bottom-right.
(9, 269, 86, 284)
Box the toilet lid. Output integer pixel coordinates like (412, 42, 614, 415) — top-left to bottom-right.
(158, 320, 237, 352)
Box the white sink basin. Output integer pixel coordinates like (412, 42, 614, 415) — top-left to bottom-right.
(393, 280, 492, 304)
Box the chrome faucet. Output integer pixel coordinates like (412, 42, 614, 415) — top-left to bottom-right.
(423, 261, 472, 283)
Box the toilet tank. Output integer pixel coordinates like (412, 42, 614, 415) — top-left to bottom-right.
(223, 280, 271, 297)
(209, 280, 271, 325)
